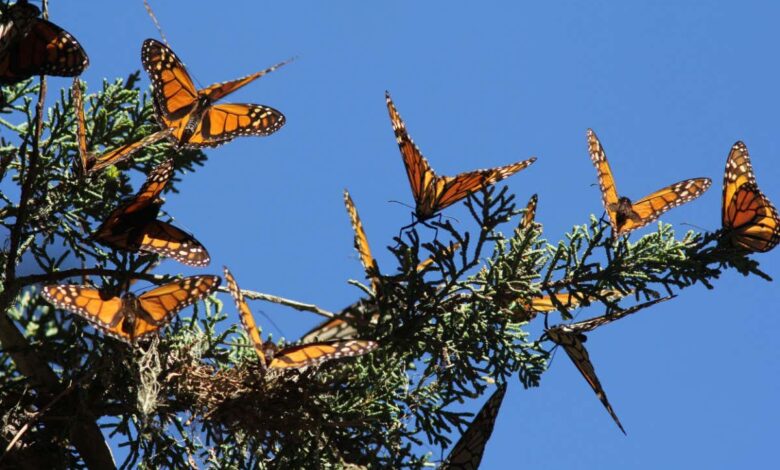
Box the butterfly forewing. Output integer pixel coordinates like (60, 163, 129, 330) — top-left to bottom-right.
(268, 340, 378, 369)
(621, 178, 712, 233)
(138, 220, 210, 267)
(141, 38, 197, 119)
(520, 193, 538, 228)
(88, 129, 172, 173)
(587, 129, 620, 232)
(71, 78, 90, 172)
(343, 190, 380, 293)
(0, 2, 40, 55)
(202, 58, 294, 102)
(441, 384, 507, 470)
(136, 275, 220, 324)
(224, 267, 266, 363)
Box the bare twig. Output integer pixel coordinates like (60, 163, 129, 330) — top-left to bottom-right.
(216, 286, 335, 319)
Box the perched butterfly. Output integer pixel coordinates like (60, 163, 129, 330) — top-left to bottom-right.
(71, 79, 170, 175)
(344, 189, 381, 294)
(509, 290, 624, 323)
(587, 129, 711, 237)
(441, 384, 507, 470)
(545, 296, 673, 434)
(94, 158, 210, 267)
(141, 38, 288, 149)
(720, 141, 780, 253)
(300, 299, 377, 343)
(0, 1, 88, 85)
(224, 267, 378, 370)
(41, 275, 220, 343)
(519, 193, 538, 229)
(386, 91, 536, 222)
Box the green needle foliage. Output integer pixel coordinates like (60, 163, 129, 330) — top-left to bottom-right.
(0, 73, 772, 469)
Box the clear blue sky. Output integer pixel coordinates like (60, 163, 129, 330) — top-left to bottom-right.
(42, 1, 780, 468)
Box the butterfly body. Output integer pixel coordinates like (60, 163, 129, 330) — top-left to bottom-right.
(587, 129, 711, 237)
(720, 142, 779, 252)
(41, 275, 220, 344)
(142, 39, 287, 149)
(0, 2, 88, 84)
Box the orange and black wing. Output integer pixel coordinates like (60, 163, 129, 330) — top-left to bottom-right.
(0, 17, 88, 85)
(71, 78, 90, 173)
(343, 190, 380, 293)
(441, 384, 507, 470)
(546, 326, 626, 434)
(223, 267, 266, 363)
(40, 284, 131, 341)
(133, 219, 210, 267)
(569, 296, 673, 333)
(520, 193, 538, 229)
(136, 275, 220, 330)
(269, 340, 378, 369)
(181, 103, 285, 148)
(587, 129, 621, 233)
(201, 58, 293, 102)
(89, 130, 171, 174)
(416, 242, 461, 272)
(620, 178, 711, 234)
(141, 38, 197, 122)
(0, 2, 40, 56)
(721, 142, 780, 252)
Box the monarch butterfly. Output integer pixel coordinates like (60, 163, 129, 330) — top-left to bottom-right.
(441, 384, 507, 470)
(344, 190, 381, 294)
(94, 158, 210, 267)
(519, 193, 538, 229)
(509, 290, 624, 323)
(141, 38, 288, 149)
(223, 267, 378, 370)
(71, 79, 171, 175)
(300, 299, 377, 343)
(545, 296, 673, 434)
(0, 1, 88, 85)
(587, 129, 711, 237)
(386, 91, 536, 222)
(40, 275, 220, 343)
(720, 142, 780, 253)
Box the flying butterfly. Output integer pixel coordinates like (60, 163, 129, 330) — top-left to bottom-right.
(40, 275, 220, 344)
(93, 158, 210, 267)
(141, 38, 288, 149)
(587, 129, 711, 237)
(224, 267, 378, 370)
(545, 296, 673, 434)
(0, 1, 88, 85)
(71, 79, 171, 174)
(720, 141, 779, 253)
(441, 384, 507, 470)
(386, 91, 536, 222)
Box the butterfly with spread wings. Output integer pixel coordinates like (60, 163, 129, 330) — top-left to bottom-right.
(386, 92, 536, 222)
(0, 1, 88, 85)
(93, 158, 210, 267)
(545, 296, 673, 434)
(224, 267, 378, 370)
(720, 142, 779, 253)
(41, 275, 220, 343)
(441, 384, 507, 470)
(141, 38, 288, 149)
(71, 79, 171, 175)
(587, 129, 711, 237)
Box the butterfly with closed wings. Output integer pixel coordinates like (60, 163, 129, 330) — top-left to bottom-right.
(224, 267, 378, 370)
(0, 1, 88, 85)
(141, 38, 288, 149)
(386, 91, 536, 223)
(587, 129, 711, 238)
(41, 275, 220, 344)
(720, 141, 779, 253)
(93, 158, 210, 267)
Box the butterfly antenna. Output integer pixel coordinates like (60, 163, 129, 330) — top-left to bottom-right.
(256, 308, 286, 338)
(388, 200, 414, 210)
(680, 222, 710, 232)
(143, 0, 169, 46)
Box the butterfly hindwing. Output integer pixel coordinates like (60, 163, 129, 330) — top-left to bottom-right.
(441, 384, 507, 470)
(721, 142, 780, 253)
(268, 340, 378, 369)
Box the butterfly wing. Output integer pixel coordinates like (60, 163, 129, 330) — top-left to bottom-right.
(441, 384, 507, 470)
(40, 285, 133, 341)
(722, 142, 780, 252)
(141, 38, 198, 122)
(619, 178, 712, 234)
(587, 129, 621, 233)
(0, 18, 88, 84)
(0, 2, 40, 56)
(133, 219, 210, 267)
(223, 267, 266, 364)
(568, 296, 673, 333)
(269, 340, 378, 369)
(416, 242, 461, 272)
(71, 78, 90, 173)
(201, 58, 293, 102)
(89, 129, 171, 174)
(343, 190, 380, 293)
(433, 157, 536, 214)
(546, 327, 626, 434)
(135, 275, 220, 333)
(520, 193, 538, 229)
(181, 103, 285, 148)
